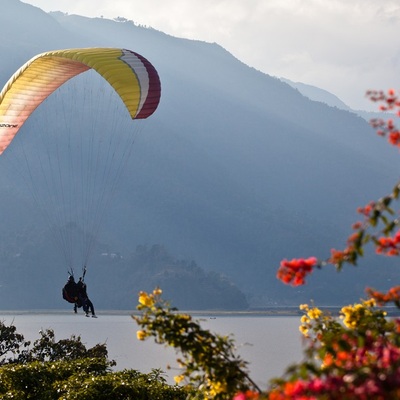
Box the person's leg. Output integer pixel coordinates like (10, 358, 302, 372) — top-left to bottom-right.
(87, 299, 96, 316)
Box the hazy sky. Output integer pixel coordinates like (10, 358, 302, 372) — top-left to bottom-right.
(22, 0, 400, 111)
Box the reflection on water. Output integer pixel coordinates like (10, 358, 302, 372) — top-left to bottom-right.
(0, 312, 304, 389)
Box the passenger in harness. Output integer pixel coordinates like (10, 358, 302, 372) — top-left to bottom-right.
(77, 277, 97, 318)
(62, 275, 79, 306)
(62, 275, 81, 313)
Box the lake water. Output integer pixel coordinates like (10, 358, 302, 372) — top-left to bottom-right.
(0, 312, 304, 389)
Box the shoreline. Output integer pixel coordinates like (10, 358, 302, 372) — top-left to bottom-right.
(1, 306, 399, 317)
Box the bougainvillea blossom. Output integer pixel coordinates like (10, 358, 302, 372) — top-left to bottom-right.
(277, 257, 317, 286)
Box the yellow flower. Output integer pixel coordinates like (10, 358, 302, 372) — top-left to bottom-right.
(136, 330, 146, 340)
(207, 380, 226, 396)
(299, 304, 309, 310)
(363, 298, 376, 308)
(299, 325, 309, 336)
(340, 302, 372, 329)
(300, 315, 309, 324)
(341, 305, 352, 315)
(307, 307, 322, 320)
(153, 287, 163, 296)
(174, 375, 184, 384)
(341, 306, 355, 328)
(138, 291, 155, 307)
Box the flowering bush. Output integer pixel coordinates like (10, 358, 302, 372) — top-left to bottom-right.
(265, 89, 400, 399)
(133, 288, 260, 400)
(266, 301, 400, 399)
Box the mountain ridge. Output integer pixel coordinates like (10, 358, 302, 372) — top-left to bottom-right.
(0, 0, 399, 309)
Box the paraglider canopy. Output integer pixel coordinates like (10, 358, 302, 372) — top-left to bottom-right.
(0, 48, 161, 270)
(0, 47, 161, 154)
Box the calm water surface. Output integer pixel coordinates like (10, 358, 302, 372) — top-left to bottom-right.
(0, 312, 304, 389)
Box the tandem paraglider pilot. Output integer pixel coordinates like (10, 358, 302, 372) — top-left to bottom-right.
(77, 276, 96, 318)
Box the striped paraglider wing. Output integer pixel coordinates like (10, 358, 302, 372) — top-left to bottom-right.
(0, 47, 161, 154)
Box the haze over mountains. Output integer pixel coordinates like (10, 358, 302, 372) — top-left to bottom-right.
(1, 0, 399, 310)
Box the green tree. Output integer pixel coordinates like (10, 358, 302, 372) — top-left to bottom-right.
(0, 319, 189, 399)
(0, 319, 30, 364)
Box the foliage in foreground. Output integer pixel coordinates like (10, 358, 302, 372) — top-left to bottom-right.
(134, 288, 260, 400)
(133, 90, 400, 399)
(134, 289, 400, 399)
(0, 323, 109, 365)
(0, 358, 187, 400)
(266, 301, 400, 399)
(0, 320, 189, 399)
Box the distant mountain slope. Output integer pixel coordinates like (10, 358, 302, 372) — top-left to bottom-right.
(281, 77, 392, 122)
(0, 0, 399, 309)
(280, 78, 352, 111)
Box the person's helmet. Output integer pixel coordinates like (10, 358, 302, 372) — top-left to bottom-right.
(68, 275, 75, 282)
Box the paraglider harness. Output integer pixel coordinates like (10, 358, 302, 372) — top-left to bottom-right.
(62, 285, 77, 304)
(62, 266, 86, 306)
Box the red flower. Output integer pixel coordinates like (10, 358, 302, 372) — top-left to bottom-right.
(357, 202, 375, 217)
(328, 247, 355, 266)
(233, 391, 259, 400)
(367, 286, 400, 305)
(277, 257, 317, 286)
(375, 231, 400, 256)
